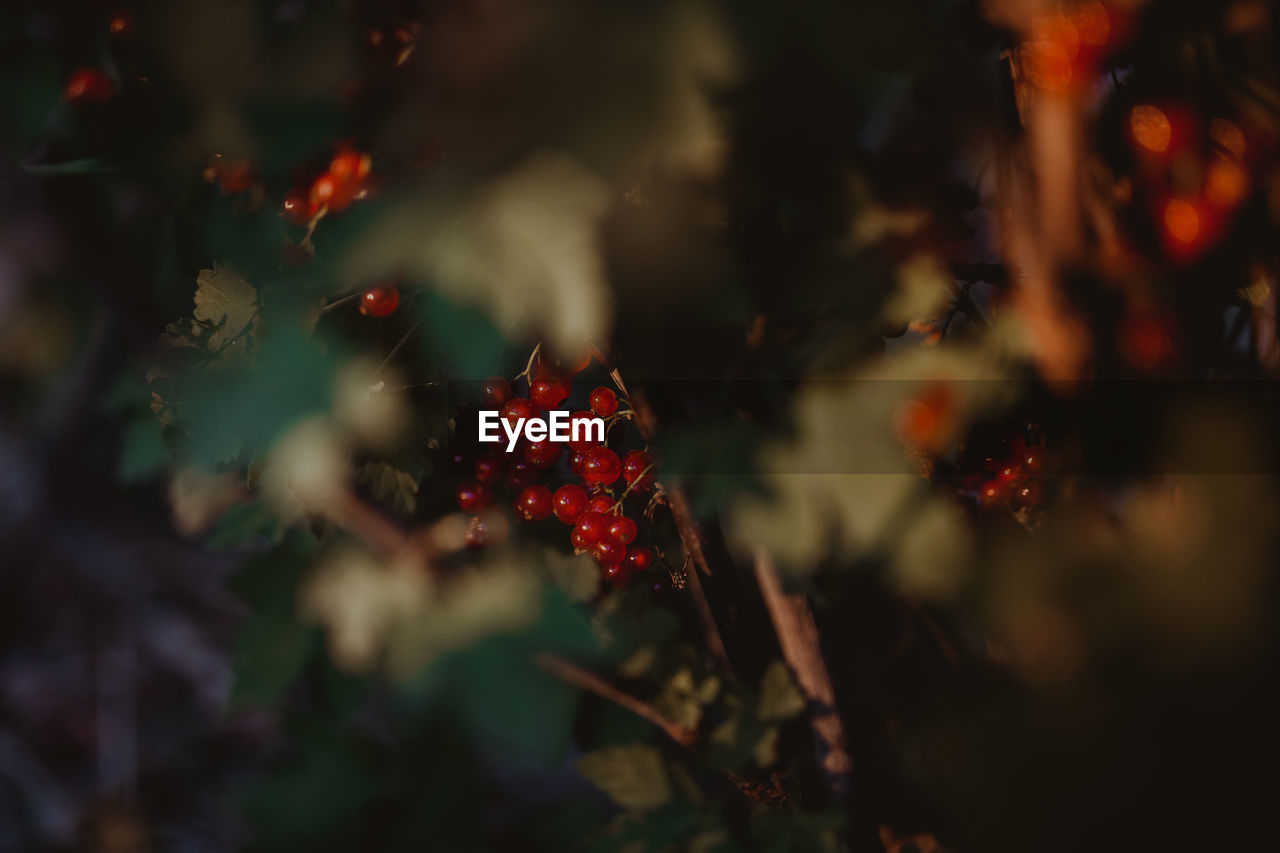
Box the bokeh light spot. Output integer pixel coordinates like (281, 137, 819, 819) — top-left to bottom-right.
(1130, 105, 1172, 153)
(1163, 198, 1200, 244)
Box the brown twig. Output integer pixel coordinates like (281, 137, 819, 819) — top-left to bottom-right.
(754, 547, 851, 798)
(535, 654, 696, 747)
(626, 392, 733, 673)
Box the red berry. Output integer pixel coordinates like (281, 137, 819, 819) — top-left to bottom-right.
(625, 545, 654, 573)
(359, 285, 400, 318)
(552, 484, 589, 524)
(621, 450, 654, 490)
(530, 377, 571, 411)
(481, 377, 513, 408)
(603, 562, 630, 587)
(474, 453, 505, 485)
(500, 397, 539, 431)
(588, 387, 618, 417)
(567, 410, 602, 452)
(568, 450, 589, 478)
(1023, 447, 1044, 474)
(996, 463, 1023, 484)
(507, 458, 537, 488)
(456, 479, 491, 512)
(571, 511, 608, 548)
(594, 538, 626, 567)
(1015, 481, 1042, 509)
(979, 480, 1011, 509)
(65, 68, 113, 104)
(282, 190, 316, 225)
(108, 14, 131, 37)
(515, 485, 553, 521)
(606, 515, 637, 545)
(329, 148, 371, 184)
(561, 348, 594, 374)
(309, 173, 338, 208)
(588, 494, 615, 515)
(582, 447, 621, 486)
(523, 438, 562, 469)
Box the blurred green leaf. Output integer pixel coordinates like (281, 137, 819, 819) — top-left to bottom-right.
(577, 743, 672, 813)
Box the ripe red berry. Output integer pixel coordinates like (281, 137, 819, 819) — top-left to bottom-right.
(553, 484, 589, 524)
(282, 190, 316, 225)
(309, 173, 339, 209)
(523, 438, 562, 469)
(582, 447, 621, 486)
(568, 450, 589, 478)
(588, 387, 618, 417)
(979, 480, 1011, 509)
(500, 397, 539, 431)
(456, 479, 491, 512)
(594, 538, 626, 567)
(996, 463, 1023, 484)
(515, 485, 553, 521)
(588, 494, 615, 515)
(621, 450, 654, 490)
(606, 515, 637, 545)
(1023, 447, 1044, 474)
(567, 410, 602, 452)
(1015, 481, 1042, 509)
(359, 285, 400, 318)
(481, 377, 513, 408)
(603, 562, 630, 587)
(65, 68, 113, 104)
(530, 377, 571, 411)
(329, 148, 371, 184)
(625, 545, 654, 573)
(474, 453, 505, 485)
(571, 511, 608, 548)
(507, 458, 537, 488)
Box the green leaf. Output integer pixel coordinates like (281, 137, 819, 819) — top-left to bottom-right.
(357, 461, 419, 515)
(758, 660, 806, 721)
(577, 744, 672, 813)
(193, 263, 258, 351)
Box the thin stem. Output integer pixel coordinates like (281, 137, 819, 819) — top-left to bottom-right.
(535, 654, 695, 747)
(376, 318, 423, 377)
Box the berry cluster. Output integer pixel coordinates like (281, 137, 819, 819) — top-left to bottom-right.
(453, 354, 659, 589)
(954, 426, 1046, 513)
(283, 146, 373, 225)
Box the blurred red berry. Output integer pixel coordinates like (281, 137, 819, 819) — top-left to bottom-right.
(508, 458, 537, 488)
(474, 453, 505, 485)
(65, 68, 112, 104)
(456, 480, 491, 512)
(481, 377, 513, 408)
